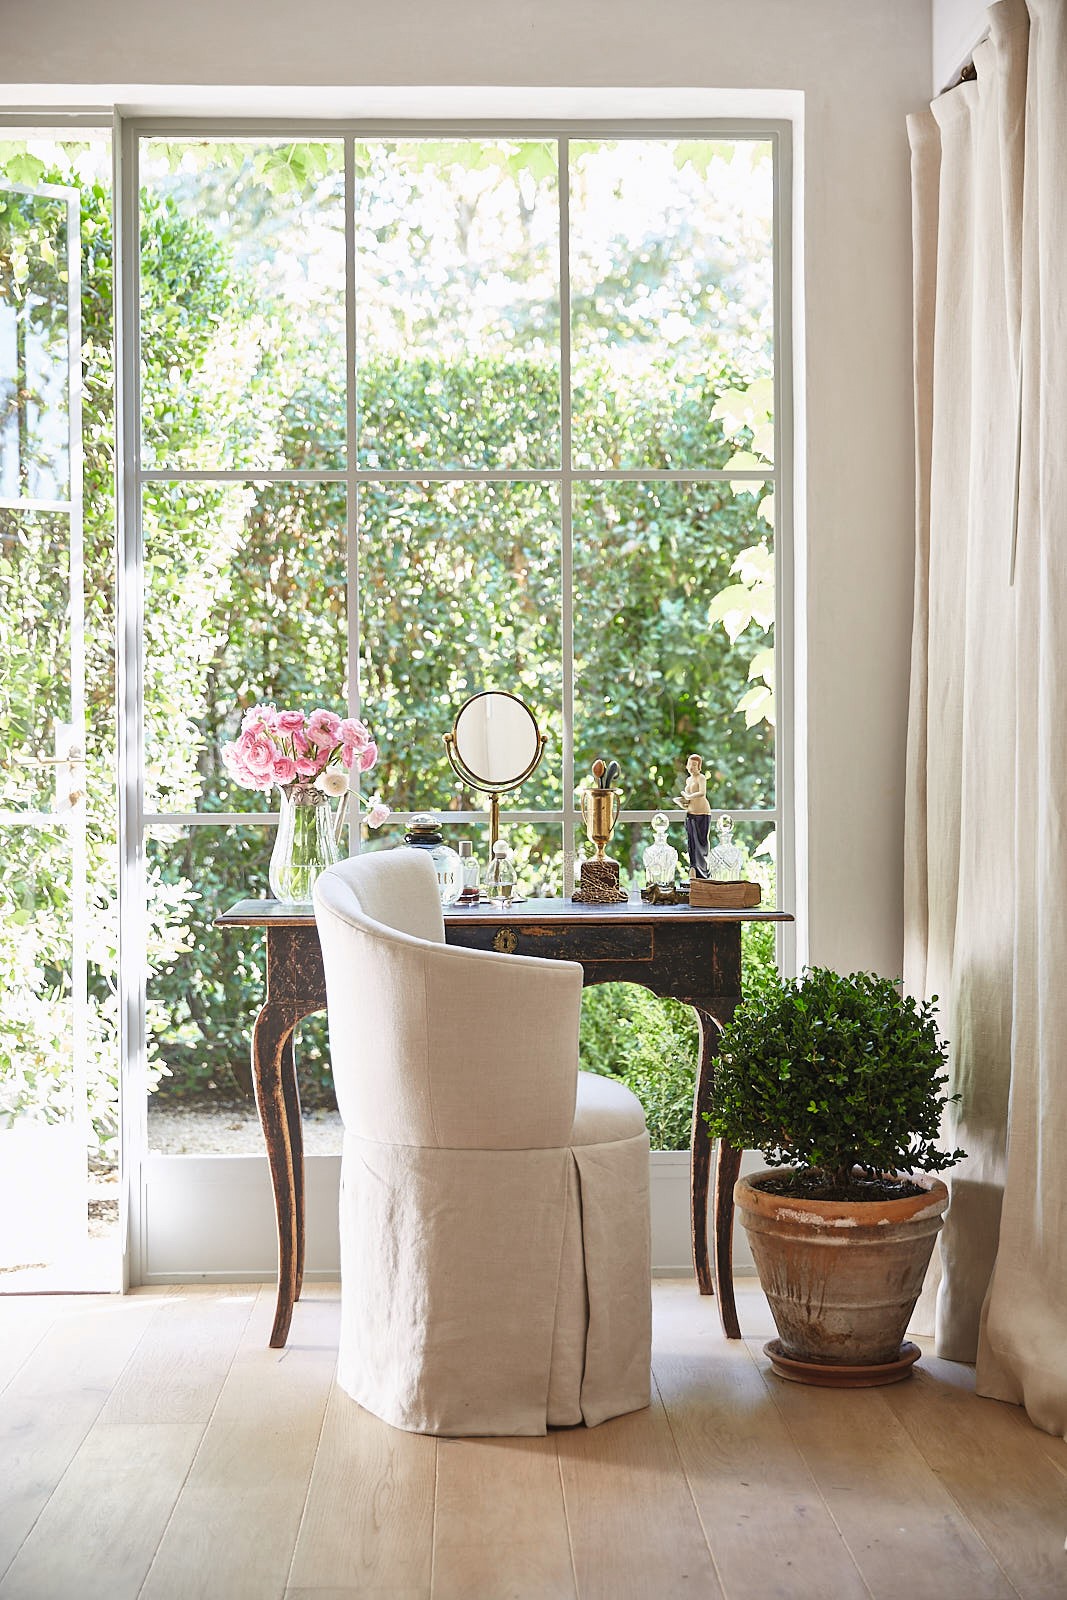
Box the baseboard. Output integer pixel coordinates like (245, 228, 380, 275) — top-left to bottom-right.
(138, 1148, 759, 1282)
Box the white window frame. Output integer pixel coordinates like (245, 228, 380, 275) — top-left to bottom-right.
(114, 116, 795, 1282)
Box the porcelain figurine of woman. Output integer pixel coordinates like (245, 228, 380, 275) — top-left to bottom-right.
(675, 753, 712, 879)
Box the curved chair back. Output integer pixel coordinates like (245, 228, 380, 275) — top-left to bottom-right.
(313, 849, 581, 1150)
(318, 846, 446, 943)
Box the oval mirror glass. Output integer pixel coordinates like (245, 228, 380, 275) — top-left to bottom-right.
(453, 691, 540, 787)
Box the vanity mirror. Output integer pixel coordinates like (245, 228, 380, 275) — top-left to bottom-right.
(444, 690, 546, 848)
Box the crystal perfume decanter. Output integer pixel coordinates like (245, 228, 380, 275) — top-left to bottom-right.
(709, 814, 746, 882)
(484, 839, 517, 906)
(642, 812, 679, 888)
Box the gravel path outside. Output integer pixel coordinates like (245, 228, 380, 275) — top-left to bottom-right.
(147, 1096, 343, 1156)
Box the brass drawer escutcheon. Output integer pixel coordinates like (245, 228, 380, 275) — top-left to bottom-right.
(493, 928, 518, 954)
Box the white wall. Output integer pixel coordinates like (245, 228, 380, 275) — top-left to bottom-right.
(933, 0, 990, 89)
(1, 0, 932, 981)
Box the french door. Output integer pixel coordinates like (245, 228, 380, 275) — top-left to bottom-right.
(0, 181, 112, 1286)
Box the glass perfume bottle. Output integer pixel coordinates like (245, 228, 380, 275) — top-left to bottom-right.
(484, 839, 516, 906)
(709, 814, 746, 882)
(404, 813, 463, 905)
(456, 838, 481, 904)
(642, 812, 679, 889)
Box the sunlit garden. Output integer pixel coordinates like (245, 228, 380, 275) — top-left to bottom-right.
(1, 133, 778, 1160)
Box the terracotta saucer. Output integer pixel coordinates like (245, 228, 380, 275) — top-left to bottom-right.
(763, 1339, 922, 1388)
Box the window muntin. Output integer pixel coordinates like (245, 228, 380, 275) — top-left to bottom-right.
(135, 128, 782, 858)
(132, 123, 786, 1159)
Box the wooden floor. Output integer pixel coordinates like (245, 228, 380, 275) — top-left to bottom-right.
(0, 1280, 1064, 1600)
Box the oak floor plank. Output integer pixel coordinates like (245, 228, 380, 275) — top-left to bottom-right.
(139, 1289, 339, 1600)
(925, 1356, 1067, 1479)
(286, 1590, 427, 1599)
(0, 1296, 62, 1395)
(432, 1434, 575, 1600)
(0, 1296, 161, 1579)
(654, 1338, 871, 1600)
(884, 1359, 1067, 1599)
(558, 1387, 724, 1600)
(1033, 1433, 1067, 1477)
(2, 1282, 1065, 1600)
(753, 1344, 1021, 1600)
(288, 1385, 435, 1597)
(0, 1422, 201, 1600)
(99, 1286, 257, 1425)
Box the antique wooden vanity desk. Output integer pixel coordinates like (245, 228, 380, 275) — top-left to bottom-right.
(217, 893, 792, 1348)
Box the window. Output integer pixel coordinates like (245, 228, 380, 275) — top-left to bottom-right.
(0, 130, 119, 1285)
(128, 126, 788, 1154)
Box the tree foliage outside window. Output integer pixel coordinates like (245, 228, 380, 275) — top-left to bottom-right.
(0, 134, 780, 1159)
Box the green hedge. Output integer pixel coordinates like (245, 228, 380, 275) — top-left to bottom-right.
(1, 153, 779, 1161)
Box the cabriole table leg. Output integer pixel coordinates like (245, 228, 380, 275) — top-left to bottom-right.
(690, 1001, 742, 1338)
(251, 1002, 300, 1348)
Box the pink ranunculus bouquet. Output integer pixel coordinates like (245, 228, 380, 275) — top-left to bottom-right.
(221, 704, 390, 826)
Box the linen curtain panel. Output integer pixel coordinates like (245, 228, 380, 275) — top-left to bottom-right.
(905, 0, 1067, 1438)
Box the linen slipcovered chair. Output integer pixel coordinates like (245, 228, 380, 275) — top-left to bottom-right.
(313, 848, 652, 1437)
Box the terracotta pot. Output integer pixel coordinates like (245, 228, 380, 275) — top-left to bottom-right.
(734, 1170, 950, 1367)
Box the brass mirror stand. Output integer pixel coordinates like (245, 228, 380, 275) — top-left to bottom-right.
(444, 690, 546, 849)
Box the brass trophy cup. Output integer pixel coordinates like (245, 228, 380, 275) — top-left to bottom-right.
(574, 759, 628, 903)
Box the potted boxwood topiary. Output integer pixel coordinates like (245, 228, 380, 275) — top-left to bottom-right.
(707, 967, 963, 1387)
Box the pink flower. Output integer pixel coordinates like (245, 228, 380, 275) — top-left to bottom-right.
(338, 717, 370, 749)
(241, 730, 275, 779)
(241, 703, 277, 733)
(221, 700, 383, 798)
(221, 739, 243, 772)
(306, 709, 342, 750)
(365, 800, 390, 828)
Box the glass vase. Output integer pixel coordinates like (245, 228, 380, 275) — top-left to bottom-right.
(269, 783, 339, 903)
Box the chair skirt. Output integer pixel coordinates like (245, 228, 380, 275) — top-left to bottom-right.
(337, 1090, 652, 1436)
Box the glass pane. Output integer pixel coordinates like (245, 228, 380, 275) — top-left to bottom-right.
(361, 820, 564, 900)
(140, 139, 346, 470)
(355, 140, 560, 468)
(573, 480, 775, 811)
(579, 984, 699, 1152)
(0, 188, 71, 501)
(570, 139, 774, 469)
(358, 482, 563, 814)
(146, 825, 338, 1155)
(0, 508, 72, 813)
(0, 822, 89, 1267)
(143, 481, 347, 816)
(0, 136, 120, 1284)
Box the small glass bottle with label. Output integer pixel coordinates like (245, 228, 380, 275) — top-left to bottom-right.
(456, 838, 481, 904)
(403, 814, 463, 905)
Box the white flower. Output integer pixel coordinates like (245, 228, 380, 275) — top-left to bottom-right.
(315, 767, 349, 797)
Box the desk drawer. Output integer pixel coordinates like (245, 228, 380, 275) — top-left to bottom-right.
(448, 922, 654, 964)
